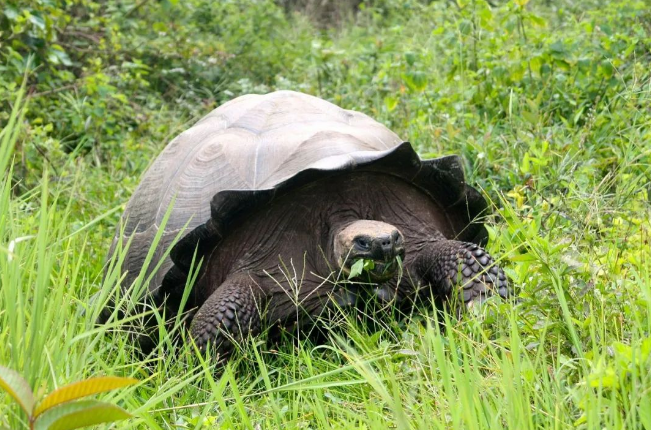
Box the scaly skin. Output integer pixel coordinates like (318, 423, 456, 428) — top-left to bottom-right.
(414, 239, 508, 305)
(190, 274, 265, 355)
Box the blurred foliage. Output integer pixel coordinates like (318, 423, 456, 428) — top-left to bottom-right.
(2, 0, 649, 185)
(1, 0, 310, 189)
(277, 0, 363, 25)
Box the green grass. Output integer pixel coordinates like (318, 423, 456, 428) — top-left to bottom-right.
(2, 0, 651, 428)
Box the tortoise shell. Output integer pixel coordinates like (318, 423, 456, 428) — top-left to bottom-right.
(109, 91, 488, 300)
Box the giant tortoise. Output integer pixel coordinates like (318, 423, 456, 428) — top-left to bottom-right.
(105, 90, 508, 355)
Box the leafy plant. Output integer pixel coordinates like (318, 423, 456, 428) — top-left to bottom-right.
(0, 366, 136, 430)
(348, 256, 403, 281)
(348, 258, 375, 280)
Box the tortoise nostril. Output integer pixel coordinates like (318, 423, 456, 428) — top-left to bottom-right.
(374, 235, 394, 255)
(375, 235, 392, 247)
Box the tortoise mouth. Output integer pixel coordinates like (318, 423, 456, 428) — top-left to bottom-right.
(340, 248, 405, 283)
(364, 257, 401, 282)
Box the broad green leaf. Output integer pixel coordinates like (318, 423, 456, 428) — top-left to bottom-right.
(362, 259, 375, 272)
(401, 71, 427, 92)
(509, 253, 537, 262)
(383, 95, 398, 112)
(528, 13, 547, 27)
(34, 376, 137, 417)
(46, 47, 72, 67)
(613, 341, 632, 363)
(641, 337, 651, 358)
(588, 366, 619, 389)
(598, 60, 615, 79)
(34, 400, 131, 430)
(0, 365, 34, 415)
(348, 259, 364, 279)
(549, 40, 566, 57)
(530, 56, 543, 74)
(403, 51, 416, 66)
(3, 6, 19, 20)
(28, 14, 46, 30)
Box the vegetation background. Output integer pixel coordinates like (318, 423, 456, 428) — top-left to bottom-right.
(1, 0, 650, 428)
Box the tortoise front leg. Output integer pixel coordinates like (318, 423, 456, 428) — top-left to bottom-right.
(414, 240, 508, 306)
(190, 273, 266, 356)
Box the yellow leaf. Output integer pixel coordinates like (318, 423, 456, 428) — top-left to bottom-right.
(33, 376, 137, 417)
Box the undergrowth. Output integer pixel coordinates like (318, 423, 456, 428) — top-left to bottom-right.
(1, 0, 650, 428)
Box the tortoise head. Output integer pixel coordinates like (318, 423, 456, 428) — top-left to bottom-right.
(333, 220, 405, 283)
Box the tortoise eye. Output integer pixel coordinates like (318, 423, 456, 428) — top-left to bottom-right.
(354, 237, 370, 251)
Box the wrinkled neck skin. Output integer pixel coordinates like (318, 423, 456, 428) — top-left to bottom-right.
(323, 217, 364, 274)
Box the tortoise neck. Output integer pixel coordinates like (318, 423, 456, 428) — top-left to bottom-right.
(325, 217, 366, 269)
